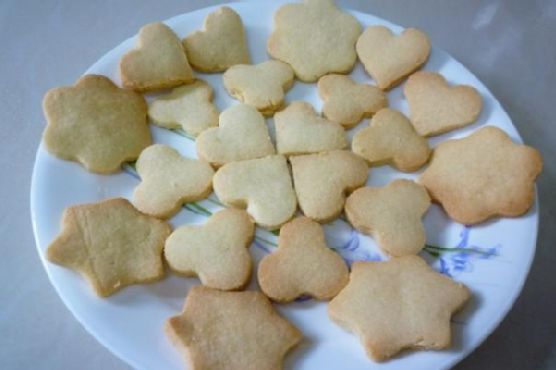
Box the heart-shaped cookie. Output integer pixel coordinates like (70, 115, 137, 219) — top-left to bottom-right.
(258, 216, 349, 302)
(183, 7, 250, 72)
(356, 26, 431, 90)
(404, 71, 483, 137)
(196, 104, 275, 167)
(120, 22, 194, 92)
(275, 101, 347, 156)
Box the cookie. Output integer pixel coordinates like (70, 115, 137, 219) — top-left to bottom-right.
(120, 22, 194, 92)
(183, 7, 250, 72)
(290, 150, 368, 223)
(164, 209, 254, 290)
(166, 286, 302, 370)
(223, 60, 294, 116)
(345, 180, 431, 256)
(420, 126, 543, 224)
(356, 26, 431, 89)
(42, 74, 151, 174)
(352, 108, 430, 172)
(318, 74, 388, 128)
(404, 71, 483, 136)
(258, 217, 349, 302)
(148, 80, 218, 137)
(328, 255, 470, 361)
(132, 145, 214, 219)
(196, 104, 275, 167)
(275, 101, 347, 156)
(213, 155, 297, 230)
(47, 198, 171, 297)
(267, 0, 361, 82)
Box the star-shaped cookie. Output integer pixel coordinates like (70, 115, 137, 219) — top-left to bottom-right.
(47, 198, 171, 297)
(166, 286, 302, 370)
(329, 255, 470, 361)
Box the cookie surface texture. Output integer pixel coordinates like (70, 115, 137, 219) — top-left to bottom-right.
(166, 286, 302, 370)
(213, 155, 297, 230)
(318, 74, 387, 128)
(132, 145, 214, 219)
(183, 6, 250, 72)
(47, 198, 171, 297)
(345, 179, 431, 256)
(42, 74, 151, 174)
(352, 108, 430, 172)
(356, 26, 431, 89)
(290, 150, 368, 223)
(267, 0, 361, 82)
(258, 216, 349, 302)
(420, 126, 543, 224)
(328, 255, 470, 361)
(164, 209, 254, 290)
(120, 22, 194, 92)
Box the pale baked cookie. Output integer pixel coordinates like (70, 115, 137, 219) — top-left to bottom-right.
(420, 126, 543, 224)
(42, 74, 151, 174)
(120, 22, 194, 92)
(352, 108, 430, 172)
(213, 155, 297, 230)
(258, 217, 349, 302)
(328, 255, 470, 362)
(164, 209, 254, 291)
(318, 74, 388, 128)
(183, 7, 250, 72)
(290, 150, 368, 223)
(267, 0, 361, 82)
(148, 80, 218, 137)
(47, 198, 171, 297)
(196, 104, 275, 167)
(223, 60, 294, 116)
(356, 26, 431, 89)
(132, 145, 214, 219)
(275, 101, 347, 156)
(166, 286, 302, 370)
(345, 180, 431, 256)
(404, 71, 483, 136)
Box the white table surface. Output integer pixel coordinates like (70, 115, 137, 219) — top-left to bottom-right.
(1, 0, 555, 369)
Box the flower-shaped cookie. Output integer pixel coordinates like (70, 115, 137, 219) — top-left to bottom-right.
(223, 60, 294, 115)
(267, 0, 361, 82)
(420, 126, 543, 224)
(132, 145, 214, 219)
(42, 74, 151, 174)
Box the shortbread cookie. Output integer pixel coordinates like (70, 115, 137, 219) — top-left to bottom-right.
(183, 7, 250, 72)
(47, 198, 170, 297)
(196, 104, 275, 167)
(223, 60, 294, 115)
(318, 74, 387, 128)
(275, 101, 347, 156)
(120, 22, 194, 92)
(290, 151, 368, 223)
(356, 26, 431, 89)
(164, 209, 254, 290)
(329, 255, 470, 361)
(42, 75, 151, 174)
(132, 145, 214, 219)
(420, 126, 543, 224)
(345, 180, 431, 256)
(352, 108, 430, 172)
(167, 286, 302, 370)
(148, 80, 218, 137)
(213, 155, 297, 230)
(267, 0, 361, 82)
(404, 71, 483, 136)
(258, 217, 349, 302)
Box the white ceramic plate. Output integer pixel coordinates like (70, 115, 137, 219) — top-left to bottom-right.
(31, 2, 539, 369)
